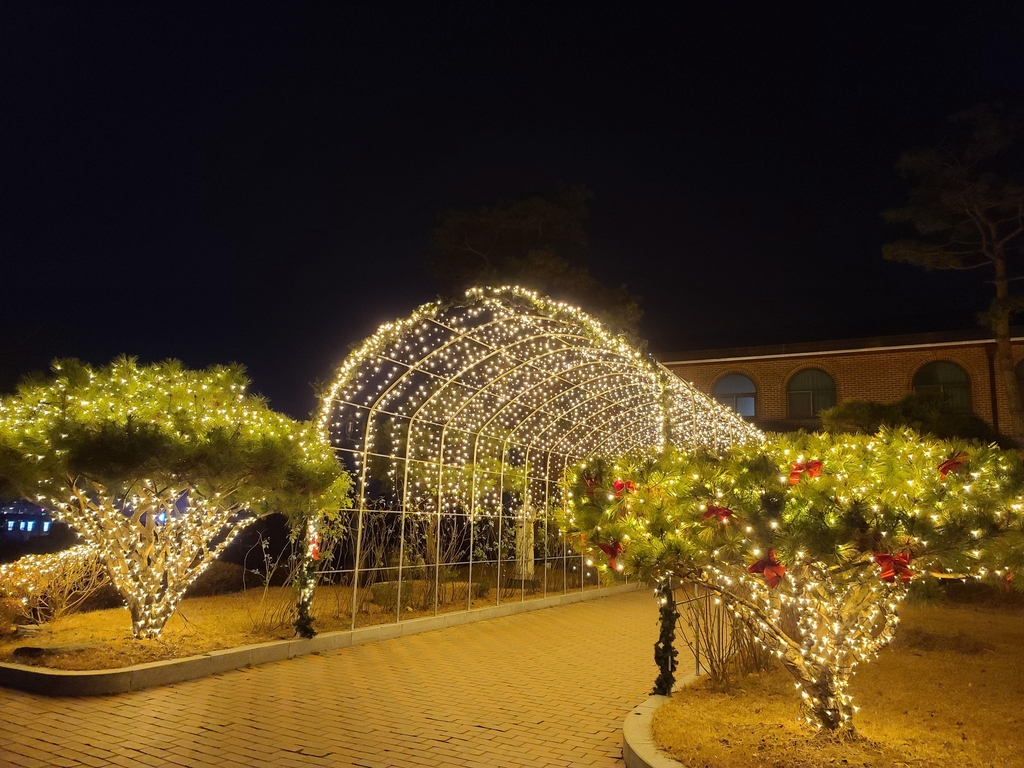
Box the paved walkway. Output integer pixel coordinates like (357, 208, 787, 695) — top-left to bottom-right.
(0, 591, 681, 768)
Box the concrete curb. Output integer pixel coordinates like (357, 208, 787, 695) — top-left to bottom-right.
(0, 582, 639, 697)
(622, 672, 697, 768)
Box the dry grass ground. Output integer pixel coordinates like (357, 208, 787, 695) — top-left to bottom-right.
(0, 580, 594, 670)
(0, 587, 305, 670)
(652, 603, 1024, 768)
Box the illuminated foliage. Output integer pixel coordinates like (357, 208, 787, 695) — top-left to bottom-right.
(561, 429, 1024, 733)
(0, 357, 351, 639)
(0, 545, 106, 624)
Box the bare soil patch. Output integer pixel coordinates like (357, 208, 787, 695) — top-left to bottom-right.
(651, 604, 1024, 768)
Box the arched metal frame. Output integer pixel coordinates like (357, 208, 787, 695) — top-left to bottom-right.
(318, 287, 761, 628)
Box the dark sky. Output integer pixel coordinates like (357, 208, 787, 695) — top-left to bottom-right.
(3, 4, 1023, 417)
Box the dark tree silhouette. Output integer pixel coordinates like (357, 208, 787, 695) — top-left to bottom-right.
(429, 185, 642, 335)
(884, 103, 1024, 442)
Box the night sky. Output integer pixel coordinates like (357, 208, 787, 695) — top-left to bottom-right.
(3, 4, 1023, 418)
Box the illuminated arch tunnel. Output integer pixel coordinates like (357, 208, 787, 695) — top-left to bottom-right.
(317, 287, 760, 627)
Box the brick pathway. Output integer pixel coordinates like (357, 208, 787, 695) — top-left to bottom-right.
(0, 590, 681, 768)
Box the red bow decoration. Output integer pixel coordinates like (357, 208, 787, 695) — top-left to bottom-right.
(702, 505, 735, 523)
(874, 552, 913, 583)
(938, 452, 967, 479)
(613, 479, 636, 497)
(598, 540, 625, 570)
(308, 535, 321, 562)
(748, 549, 787, 588)
(584, 476, 599, 498)
(789, 460, 823, 485)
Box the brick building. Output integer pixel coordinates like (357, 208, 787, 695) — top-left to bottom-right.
(658, 330, 1024, 433)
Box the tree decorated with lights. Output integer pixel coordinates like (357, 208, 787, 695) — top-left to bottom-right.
(561, 429, 1023, 734)
(0, 357, 351, 639)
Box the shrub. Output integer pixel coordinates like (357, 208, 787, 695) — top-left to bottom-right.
(0, 545, 107, 623)
(0, 598, 20, 635)
(185, 561, 247, 597)
(370, 579, 414, 612)
(472, 577, 492, 599)
(242, 533, 299, 633)
(672, 582, 778, 691)
(821, 392, 1008, 445)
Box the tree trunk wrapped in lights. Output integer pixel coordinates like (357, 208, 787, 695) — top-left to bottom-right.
(0, 357, 351, 639)
(652, 576, 679, 695)
(560, 429, 1023, 734)
(293, 513, 321, 639)
(51, 481, 256, 638)
(696, 560, 907, 732)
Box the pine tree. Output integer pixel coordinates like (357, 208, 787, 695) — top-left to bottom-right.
(0, 358, 351, 638)
(884, 103, 1024, 443)
(560, 429, 1023, 733)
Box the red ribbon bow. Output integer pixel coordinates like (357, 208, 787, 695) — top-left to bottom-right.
(702, 505, 735, 523)
(938, 452, 967, 479)
(613, 479, 636, 497)
(748, 549, 787, 588)
(874, 552, 912, 583)
(789, 460, 823, 485)
(584, 476, 599, 498)
(598, 540, 624, 570)
(309, 535, 321, 562)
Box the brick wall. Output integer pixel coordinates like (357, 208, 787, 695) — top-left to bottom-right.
(665, 340, 1024, 433)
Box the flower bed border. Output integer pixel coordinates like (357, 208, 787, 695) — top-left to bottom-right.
(623, 672, 697, 768)
(1, 582, 638, 696)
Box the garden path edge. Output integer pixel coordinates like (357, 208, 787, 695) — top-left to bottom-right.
(0, 582, 638, 696)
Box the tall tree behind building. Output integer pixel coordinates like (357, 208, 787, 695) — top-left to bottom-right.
(429, 185, 642, 336)
(884, 103, 1024, 443)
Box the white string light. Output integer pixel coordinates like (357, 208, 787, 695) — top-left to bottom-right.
(317, 286, 760, 625)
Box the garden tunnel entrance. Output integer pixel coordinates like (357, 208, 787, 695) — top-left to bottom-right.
(317, 287, 760, 627)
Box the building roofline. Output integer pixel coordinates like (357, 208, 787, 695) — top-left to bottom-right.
(657, 329, 1024, 366)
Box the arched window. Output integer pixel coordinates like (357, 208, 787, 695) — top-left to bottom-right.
(713, 374, 756, 417)
(912, 361, 971, 412)
(787, 368, 836, 419)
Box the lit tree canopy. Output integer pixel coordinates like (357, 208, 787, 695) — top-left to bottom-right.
(560, 429, 1024, 733)
(0, 357, 351, 639)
